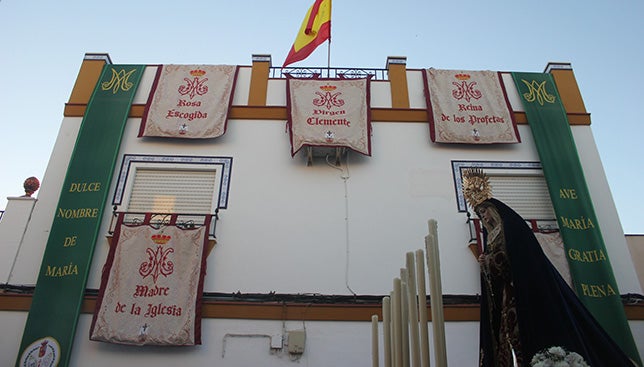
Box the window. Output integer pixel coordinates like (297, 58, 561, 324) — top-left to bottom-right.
(452, 161, 555, 220)
(486, 173, 555, 220)
(127, 169, 217, 214)
(111, 155, 232, 231)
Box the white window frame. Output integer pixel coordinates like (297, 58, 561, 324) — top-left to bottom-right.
(452, 160, 556, 220)
(112, 154, 232, 213)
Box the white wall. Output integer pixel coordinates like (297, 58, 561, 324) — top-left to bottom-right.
(0, 311, 482, 367)
(9, 65, 639, 294)
(3, 62, 641, 366)
(1, 310, 641, 367)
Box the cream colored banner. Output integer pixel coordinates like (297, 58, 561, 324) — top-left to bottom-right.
(90, 222, 208, 346)
(139, 65, 237, 138)
(425, 69, 519, 144)
(287, 78, 371, 155)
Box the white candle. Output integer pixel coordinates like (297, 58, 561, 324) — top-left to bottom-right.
(426, 219, 447, 367)
(415, 249, 430, 367)
(406, 252, 421, 367)
(372, 314, 380, 367)
(400, 270, 410, 367)
(383, 296, 392, 367)
(393, 278, 403, 367)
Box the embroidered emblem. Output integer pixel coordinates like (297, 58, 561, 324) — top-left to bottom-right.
(101, 68, 137, 94)
(520, 79, 556, 105)
(139, 234, 174, 283)
(313, 84, 345, 110)
(19, 337, 61, 367)
(178, 69, 209, 99)
(325, 130, 335, 142)
(452, 73, 482, 102)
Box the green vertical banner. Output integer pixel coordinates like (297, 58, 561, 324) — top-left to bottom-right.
(16, 65, 145, 367)
(512, 72, 641, 365)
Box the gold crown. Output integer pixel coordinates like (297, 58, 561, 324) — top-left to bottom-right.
(320, 85, 337, 91)
(151, 234, 171, 245)
(454, 73, 471, 80)
(462, 168, 492, 209)
(190, 69, 206, 77)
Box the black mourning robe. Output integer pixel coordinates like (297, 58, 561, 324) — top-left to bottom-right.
(479, 198, 636, 367)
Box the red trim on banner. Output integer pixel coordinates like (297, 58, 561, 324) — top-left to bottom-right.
(193, 213, 213, 345)
(221, 66, 240, 136)
(496, 71, 521, 143)
(421, 70, 437, 143)
(139, 65, 164, 137)
(89, 212, 126, 338)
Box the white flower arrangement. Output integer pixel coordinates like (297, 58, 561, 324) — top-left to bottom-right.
(530, 346, 590, 367)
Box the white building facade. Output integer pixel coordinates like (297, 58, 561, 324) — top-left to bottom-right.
(0, 53, 641, 367)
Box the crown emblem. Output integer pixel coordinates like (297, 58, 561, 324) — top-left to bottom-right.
(190, 69, 206, 77)
(454, 73, 471, 80)
(320, 85, 337, 91)
(462, 168, 492, 209)
(151, 234, 171, 245)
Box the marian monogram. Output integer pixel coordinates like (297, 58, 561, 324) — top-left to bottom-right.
(313, 84, 345, 110)
(178, 69, 209, 99)
(101, 68, 137, 94)
(451, 73, 482, 102)
(520, 79, 556, 105)
(139, 234, 175, 283)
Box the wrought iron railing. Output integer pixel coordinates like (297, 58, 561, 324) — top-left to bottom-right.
(108, 210, 219, 239)
(271, 66, 388, 80)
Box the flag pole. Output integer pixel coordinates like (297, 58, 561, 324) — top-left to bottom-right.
(327, 0, 331, 73)
(327, 41, 331, 72)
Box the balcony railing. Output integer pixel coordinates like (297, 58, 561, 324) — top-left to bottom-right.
(108, 210, 220, 239)
(271, 66, 388, 80)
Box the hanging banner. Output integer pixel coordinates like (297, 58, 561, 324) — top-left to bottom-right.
(287, 77, 372, 156)
(139, 64, 238, 138)
(16, 64, 145, 367)
(512, 72, 641, 365)
(90, 213, 210, 346)
(424, 68, 520, 144)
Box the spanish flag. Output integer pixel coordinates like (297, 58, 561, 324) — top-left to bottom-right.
(282, 0, 331, 67)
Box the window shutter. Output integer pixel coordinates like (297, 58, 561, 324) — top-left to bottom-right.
(127, 169, 217, 214)
(488, 174, 555, 220)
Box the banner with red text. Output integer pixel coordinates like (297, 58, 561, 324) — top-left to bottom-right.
(139, 65, 238, 138)
(424, 69, 519, 144)
(90, 213, 211, 346)
(287, 77, 371, 156)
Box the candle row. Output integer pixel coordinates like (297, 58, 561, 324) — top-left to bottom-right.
(372, 219, 447, 367)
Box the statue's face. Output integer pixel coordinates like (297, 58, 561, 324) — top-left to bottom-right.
(476, 205, 496, 227)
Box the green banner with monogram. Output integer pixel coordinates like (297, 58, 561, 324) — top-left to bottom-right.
(512, 72, 641, 365)
(16, 65, 145, 367)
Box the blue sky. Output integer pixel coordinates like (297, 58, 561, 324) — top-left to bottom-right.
(1, 0, 643, 233)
